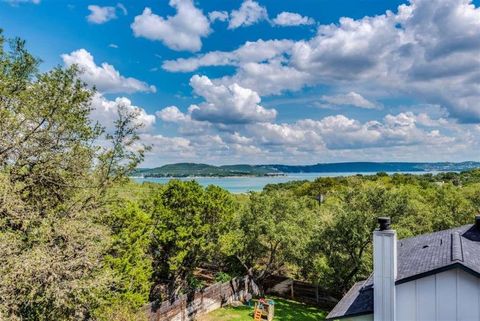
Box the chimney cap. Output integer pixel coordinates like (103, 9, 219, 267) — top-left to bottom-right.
(378, 217, 391, 231)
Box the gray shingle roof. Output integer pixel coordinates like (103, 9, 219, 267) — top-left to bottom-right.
(326, 281, 373, 320)
(326, 224, 480, 320)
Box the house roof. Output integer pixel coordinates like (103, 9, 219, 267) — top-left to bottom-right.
(326, 281, 373, 320)
(326, 224, 480, 320)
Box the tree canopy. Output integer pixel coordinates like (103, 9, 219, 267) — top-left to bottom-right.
(0, 32, 146, 321)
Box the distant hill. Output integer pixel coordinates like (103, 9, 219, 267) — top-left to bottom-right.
(133, 162, 480, 178)
(133, 163, 282, 177)
(268, 161, 480, 173)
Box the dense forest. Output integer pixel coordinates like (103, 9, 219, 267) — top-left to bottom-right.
(2, 32, 480, 321)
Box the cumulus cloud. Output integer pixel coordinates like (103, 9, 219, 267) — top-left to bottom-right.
(116, 0, 480, 164)
(209, 10, 229, 23)
(62, 49, 156, 94)
(163, 39, 310, 95)
(188, 75, 277, 124)
(163, 39, 295, 72)
(139, 132, 258, 166)
(141, 134, 193, 154)
(156, 106, 188, 123)
(86, 3, 127, 24)
(248, 122, 322, 148)
(414, 112, 449, 127)
(243, 111, 452, 154)
(272, 12, 315, 26)
(290, 0, 480, 122)
(131, 0, 211, 52)
(163, 0, 480, 122)
(320, 92, 379, 109)
(220, 60, 311, 96)
(228, 0, 268, 29)
(156, 105, 212, 135)
(148, 104, 473, 164)
(90, 93, 156, 131)
(297, 112, 453, 150)
(140, 134, 196, 164)
(87, 5, 117, 24)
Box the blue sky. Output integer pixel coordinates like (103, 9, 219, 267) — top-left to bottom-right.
(2, 0, 480, 166)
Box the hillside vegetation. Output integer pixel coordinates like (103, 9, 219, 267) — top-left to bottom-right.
(134, 163, 282, 177)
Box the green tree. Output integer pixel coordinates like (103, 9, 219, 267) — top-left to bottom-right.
(0, 33, 146, 321)
(99, 201, 153, 314)
(148, 181, 236, 300)
(221, 191, 318, 291)
(308, 182, 406, 296)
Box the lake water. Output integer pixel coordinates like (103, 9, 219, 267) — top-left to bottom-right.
(132, 171, 442, 193)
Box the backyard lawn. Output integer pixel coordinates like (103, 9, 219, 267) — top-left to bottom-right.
(198, 297, 327, 321)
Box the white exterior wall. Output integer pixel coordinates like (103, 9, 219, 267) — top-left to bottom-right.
(396, 268, 480, 321)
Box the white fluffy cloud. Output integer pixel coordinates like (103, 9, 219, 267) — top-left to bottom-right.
(162, 38, 308, 95)
(163, 0, 480, 122)
(208, 3, 313, 29)
(90, 93, 156, 131)
(156, 106, 188, 123)
(188, 75, 277, 124)
(222, 61, 311, 96)
(140, 134, 195, 163)
(320, 92, 379, 109)
(248, 122, 322, 148)
(131, 0, 211, 52)
(272, 12, 315, 26)
(290, 0, 480, 122)
(147, 111, 474, 164)
(86, 4, 127, 24)
(228, 0, 268, 29)
(62, 49, 156, 94)
(156, 105, 212, 135)
(163, 39, 295, 72)
(87, 5, 117, 24)
(239, 111, 452, 156)
(296, 112, 453, 150)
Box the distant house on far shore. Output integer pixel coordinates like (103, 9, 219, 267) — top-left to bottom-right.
(327, 216, 480, 321)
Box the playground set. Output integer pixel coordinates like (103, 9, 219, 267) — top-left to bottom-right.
(253, 298, 275, 321)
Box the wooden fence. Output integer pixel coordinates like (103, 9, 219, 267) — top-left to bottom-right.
(145, 276, 259, 321)
(263, 275, 338, 310)
(145, 275, 337, 320)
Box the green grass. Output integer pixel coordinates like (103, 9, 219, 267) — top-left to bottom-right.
(198, 297, 327, 321)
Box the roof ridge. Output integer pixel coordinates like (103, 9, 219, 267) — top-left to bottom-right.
(451, 231, 464, 262)
(399, 224, 472, 242)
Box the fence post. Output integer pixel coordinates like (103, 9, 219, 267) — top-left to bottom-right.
(290, 280, 294, 299)
(315, 283, 319, 304)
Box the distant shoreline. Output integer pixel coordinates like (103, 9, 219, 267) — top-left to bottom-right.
(132, 162, 480, 180)
(131, 174, 287, 179)
(130, 170, 455, 179)
(131, 170, 470, 193)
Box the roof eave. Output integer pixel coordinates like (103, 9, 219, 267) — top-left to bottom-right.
(326, 311, 373, 320)
(395, 262, 480, 285)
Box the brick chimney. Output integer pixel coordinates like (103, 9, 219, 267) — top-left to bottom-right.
(373, 217, 397, 321)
